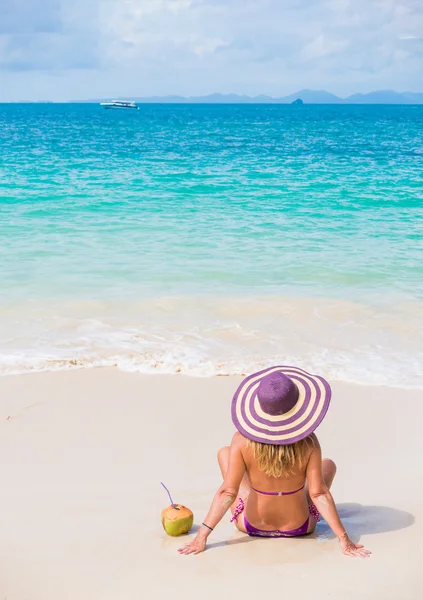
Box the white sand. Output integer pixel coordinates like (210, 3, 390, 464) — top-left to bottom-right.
(0, 369, 421, 599)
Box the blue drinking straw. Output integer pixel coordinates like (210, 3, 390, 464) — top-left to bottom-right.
(160, 482, 179, 509)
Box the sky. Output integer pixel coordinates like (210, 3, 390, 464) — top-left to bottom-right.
(0, 0, 422, 101)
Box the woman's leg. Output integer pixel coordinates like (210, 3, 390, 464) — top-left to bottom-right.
(322, 458, 337, 489)
(217, 446, 249, 533)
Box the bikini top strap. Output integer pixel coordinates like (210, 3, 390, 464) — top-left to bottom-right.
(251, 483, 305, 496)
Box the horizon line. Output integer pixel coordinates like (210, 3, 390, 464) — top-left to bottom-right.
(2, 89, 423, 105)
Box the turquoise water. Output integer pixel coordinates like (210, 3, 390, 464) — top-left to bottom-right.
(1, 104, 422, 385)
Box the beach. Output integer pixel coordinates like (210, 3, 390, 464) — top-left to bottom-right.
(0, 368, 421, 600)
(1, 102, 422, 598)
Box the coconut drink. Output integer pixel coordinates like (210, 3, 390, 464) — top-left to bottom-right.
(160, 482, 194, 537)
(161, 504, 194, 536)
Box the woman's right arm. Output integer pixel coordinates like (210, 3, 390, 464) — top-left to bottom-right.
(306, 439, 371, 558)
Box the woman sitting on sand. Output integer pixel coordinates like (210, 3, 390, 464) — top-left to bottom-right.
(179, 366, 370, 558)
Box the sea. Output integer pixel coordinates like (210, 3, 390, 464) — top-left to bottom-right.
(0, 103, 422, 387)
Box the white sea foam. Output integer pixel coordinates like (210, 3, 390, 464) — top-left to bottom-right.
(0, 295, 422, 388)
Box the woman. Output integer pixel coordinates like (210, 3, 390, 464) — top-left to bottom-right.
(179, 366, 371, 558)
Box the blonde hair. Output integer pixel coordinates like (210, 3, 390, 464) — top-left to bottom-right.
(247, 434, 315, 478)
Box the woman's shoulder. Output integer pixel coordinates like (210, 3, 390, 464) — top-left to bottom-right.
(231, 431, 246, 449)
(230, 432, 252, 461)
(307, 433, 321, 451)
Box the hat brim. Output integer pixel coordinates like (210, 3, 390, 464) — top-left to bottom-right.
(231, 366, 331, 445)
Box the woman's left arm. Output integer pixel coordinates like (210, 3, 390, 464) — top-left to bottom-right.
(178, 433, 246, 555)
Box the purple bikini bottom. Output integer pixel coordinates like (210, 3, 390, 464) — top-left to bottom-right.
(231, 498, 320, 538)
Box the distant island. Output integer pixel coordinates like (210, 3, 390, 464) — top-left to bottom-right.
(82, 89, 423, 105)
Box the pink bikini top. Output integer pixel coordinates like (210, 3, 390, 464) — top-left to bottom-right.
(251, 483, 305, 497)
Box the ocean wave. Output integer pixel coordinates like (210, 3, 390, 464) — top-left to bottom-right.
(1, 295, 422, 388)
(0, 348, 422, 389)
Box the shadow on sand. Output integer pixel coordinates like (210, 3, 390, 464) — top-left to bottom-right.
(206, 503, 414, 550)
(316, 502, 415, 541)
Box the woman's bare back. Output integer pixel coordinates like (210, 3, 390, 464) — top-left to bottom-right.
(240, 435, 314, 532)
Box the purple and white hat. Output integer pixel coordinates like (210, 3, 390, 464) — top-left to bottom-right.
(231, 366, 331, 445)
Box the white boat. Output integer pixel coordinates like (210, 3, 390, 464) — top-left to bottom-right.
(100, 100, 139, 110)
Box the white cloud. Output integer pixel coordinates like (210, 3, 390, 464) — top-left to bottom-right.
(300, 35, 349, 61)
(0, 0, 422, 100)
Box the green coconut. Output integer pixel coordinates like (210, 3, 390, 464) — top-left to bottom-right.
(161, 504, 194, 537)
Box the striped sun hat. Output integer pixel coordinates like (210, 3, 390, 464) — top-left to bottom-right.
(231, 366, 331, 445)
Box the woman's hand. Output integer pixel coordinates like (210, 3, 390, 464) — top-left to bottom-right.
(178, 533, 207, 555)
(339, 534, 371, 558)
